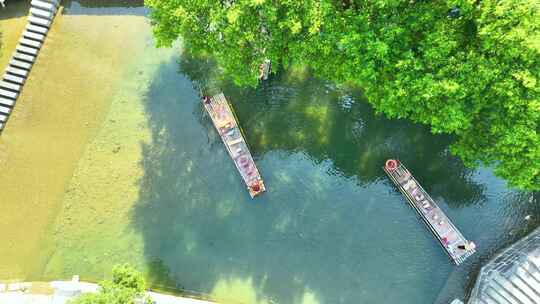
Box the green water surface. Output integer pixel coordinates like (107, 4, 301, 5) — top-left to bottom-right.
(0, 2, 538, 304)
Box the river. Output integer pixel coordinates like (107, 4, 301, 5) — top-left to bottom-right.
(0, 1, 538, 304)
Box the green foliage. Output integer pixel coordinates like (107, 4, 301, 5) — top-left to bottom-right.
(68, 264, 150, 304)
(146, 0, 540, 191)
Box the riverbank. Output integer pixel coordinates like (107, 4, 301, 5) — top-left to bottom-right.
(0, 277, 217, 304)
(0, 4, 165, 280)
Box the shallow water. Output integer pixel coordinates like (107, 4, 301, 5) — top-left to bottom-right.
(0, 2, 538, 304)
(0, 0, 140, 279)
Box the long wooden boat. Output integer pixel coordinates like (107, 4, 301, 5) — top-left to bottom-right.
(202, 93, 266, 198)
(384, 159, 476, 265)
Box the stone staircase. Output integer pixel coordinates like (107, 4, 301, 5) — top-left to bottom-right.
(0, 0, 61, 132)
(469, 227, 540, 304)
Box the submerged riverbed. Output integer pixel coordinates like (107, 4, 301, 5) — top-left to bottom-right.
(0, 2, 538, 304)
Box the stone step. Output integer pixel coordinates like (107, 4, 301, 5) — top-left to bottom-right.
(13, 52, 36, 63)
(515, 266, 540, 295)
(0, 95, 15, 108)
(485, 287, 513, 304)
(493, 273, 531, 304)
(0, 97, 15, 107)
(0, 81, 21, 92)
(30, 7, 54, 20)
(10, 59, 32, 70)
(0, 105, 11, 114)
(16, 44, 39, 56)
(5, 66, 29, 78)
(528, 255, 540, 271)
(26, 23, 48, 35)
(20, 38, 42, 49)
(0, 113, 7, 123)
(0, 89, 18, 100)
(23, 30, 45, 42)
(0, 97, 15, 108)
(483, 294, 503, 304)
(508, 275, 540, 303)
(28, 15, 51, 28)
(31, 0, 57, 12)
(3, 74, 25, 85)
(490, 278, 519, 304)
(39, 0, 60, 8)
(521, 262, 540, 282)
(0, 122, 4, 130)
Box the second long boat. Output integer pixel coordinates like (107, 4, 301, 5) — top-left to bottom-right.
(201, 93, 266, 198)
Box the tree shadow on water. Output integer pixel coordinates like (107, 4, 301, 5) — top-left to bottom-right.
(132, 53, 489, 304)
(179, 53, 486, 208)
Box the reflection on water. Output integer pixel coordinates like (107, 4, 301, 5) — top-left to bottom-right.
(179, 54, 487, 209)
(0, 2, 537, 304)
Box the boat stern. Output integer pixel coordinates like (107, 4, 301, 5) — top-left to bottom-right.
(248, 179, 266, 198)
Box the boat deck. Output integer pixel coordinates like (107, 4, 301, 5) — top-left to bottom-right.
(202, 93, 265, 198)
(384, 160, 476, 265)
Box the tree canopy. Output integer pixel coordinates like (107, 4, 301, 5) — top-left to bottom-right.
(68, 265, 149, 304)
(145, 0, 540, 191)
